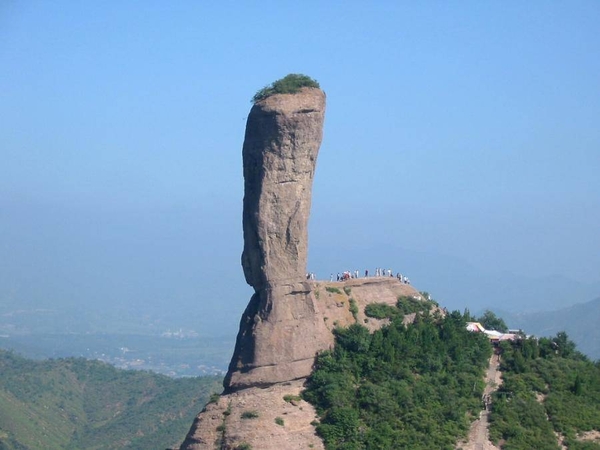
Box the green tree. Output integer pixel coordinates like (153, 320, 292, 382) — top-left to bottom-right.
(305, 309, 492, 449)
(478, 310, 508, 332)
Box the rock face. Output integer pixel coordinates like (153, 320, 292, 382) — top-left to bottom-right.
(224, 87, 328, 392)
(179, 83, 428, 450)
(180, 278, 423, 450)
(240, 87, 325, 291)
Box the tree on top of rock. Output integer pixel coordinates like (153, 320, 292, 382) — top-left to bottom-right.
(252, 74, 320, 103)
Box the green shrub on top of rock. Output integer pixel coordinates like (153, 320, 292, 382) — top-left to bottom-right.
(252, 74, 320, 103)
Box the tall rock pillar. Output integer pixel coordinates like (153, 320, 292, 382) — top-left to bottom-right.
(224, 86, 328, 392)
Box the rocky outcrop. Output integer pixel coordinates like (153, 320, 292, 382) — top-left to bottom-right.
(179, 380, 325, 450)
(224, 87, 328, 392)
(179, 82, 428, 450)
(180, 278, 423, 450)
(241, 87, 325, 290)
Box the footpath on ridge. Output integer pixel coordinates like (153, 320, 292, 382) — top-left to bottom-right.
(457, 354, 502, 450)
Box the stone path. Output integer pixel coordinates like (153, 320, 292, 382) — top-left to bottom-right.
(457, 354, 502, 450)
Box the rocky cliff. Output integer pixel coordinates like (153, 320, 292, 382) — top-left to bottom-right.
(180, 278, 422, 450)
(225, 86, 329, 392)
(179, 81, 424, 450)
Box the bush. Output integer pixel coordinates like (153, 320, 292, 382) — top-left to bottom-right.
(252, 74, 320, 103)
(326, 287, 342, 295)
(283, 394, 302, 403)
(396, 295, 432, 315)
(349, 298, 359, 321)
(275, 417, 285, 426)
(364, 303, 399, 320)
(235, 443, 252, 450)
(240, 410, 259, 419)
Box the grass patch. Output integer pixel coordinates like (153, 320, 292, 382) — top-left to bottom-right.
(283, 394, 302, 403)
(235, 443, 252, 450)
(240, 410, 259, 419)
(349, 298, 359, 321)
(325, 287, 342, 295)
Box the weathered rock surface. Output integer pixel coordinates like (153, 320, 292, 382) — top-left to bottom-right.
(180, 278, 423, 450)
(225, 87, 327, 392)
(241, 87, 326, 290)
(179, 380, 324, 450)
(179, 83, 429, 450)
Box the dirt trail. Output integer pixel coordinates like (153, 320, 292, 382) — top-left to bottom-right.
(456, 354, 502, 450)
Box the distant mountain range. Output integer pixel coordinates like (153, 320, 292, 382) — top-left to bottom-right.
(495, 296, 600, 360)
(0, 350, 221, 450)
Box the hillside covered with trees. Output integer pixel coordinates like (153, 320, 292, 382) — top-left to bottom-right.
(303, 298, 492, 449)
(0, 350, 221, 450)
(304, 297, 600, 450)
(490, 334, 600, 449)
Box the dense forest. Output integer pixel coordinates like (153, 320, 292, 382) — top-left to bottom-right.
(304, 298, 492, 449)
(0, 350, 221, 450)
(490, 334, 600, 449)
(304, 296, 600, 450)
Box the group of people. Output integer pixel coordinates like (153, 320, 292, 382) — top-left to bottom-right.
(316, 269, 411, 285)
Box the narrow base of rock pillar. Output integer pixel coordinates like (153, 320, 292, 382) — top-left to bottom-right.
(224, 282, 333, 392)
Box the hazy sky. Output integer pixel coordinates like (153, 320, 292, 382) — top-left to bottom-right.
(1, 3, 599, 331)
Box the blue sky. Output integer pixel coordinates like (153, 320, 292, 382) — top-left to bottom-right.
(1, 2, 599, 332)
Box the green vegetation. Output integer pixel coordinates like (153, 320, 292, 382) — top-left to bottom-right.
(490, 333, 600, 449)
(240, 410, 259, 419)
(252, 74, 320, 103)
(235, 443, 252, 450)
(348, 298, 359, 321)
(343, 287, 352, 296)
(396, 295, 435, 315)
(419, 291, 439, 306)
(303, 309, 492, 449)
(364, 303, 401, 320)
(477, 309, 508, 332)
(326, 287, 343, 295)
(0, 349, 222, 450)
(283, 394, 302, 403)
(275, 417, 285, 426)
